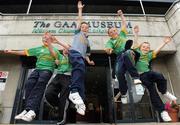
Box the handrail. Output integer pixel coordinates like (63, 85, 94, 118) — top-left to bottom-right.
(108, 56, 117, 124)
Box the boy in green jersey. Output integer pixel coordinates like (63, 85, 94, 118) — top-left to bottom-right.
(133, 25, 177, 122)
(45, 47, 72, 125)
(105, 10, 142, 104)
(4, 33, 68, 122)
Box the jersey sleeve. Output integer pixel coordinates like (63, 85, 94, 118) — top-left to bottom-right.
(105, 39, 114, 49)
(148, 51, 157, 60)
(119, 28, 128, 39)
(25, 47, 41, 56)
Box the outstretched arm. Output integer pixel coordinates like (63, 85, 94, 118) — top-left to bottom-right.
(117, 10, 127, 32)
(52, 36, 70, 50)
(4, 50, 26, 56)
(154, 36, 172, 55)
(133, 25, 140, 48)
(77, 1, 84, 29)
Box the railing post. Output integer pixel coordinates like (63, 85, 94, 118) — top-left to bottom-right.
(108, 56, 117, 124)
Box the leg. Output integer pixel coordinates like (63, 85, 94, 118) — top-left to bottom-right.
(148, 71, 167, 94)
(58, 74, 71, 121)
(147, 71, 177, 101)
(45, 74, 62, 107)
(123, 50, 140, 79)
(69, 50, 86, 99)
(15, 70, 39, 120)
(25, 70, 52, 113)
(115, 56, 128, 95)
(25, 70, 39, 100)
(68, 50, 86, 115)
(140, 72, 164, 113)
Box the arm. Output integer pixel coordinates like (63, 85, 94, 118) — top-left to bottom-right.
(133, 25, 140, 49)
(44, 32, 70, 53)
(4, 50, 26, 56)
(52, 36, 70, 50)
(85, 56, 95, 65)
(47, 41, 61, 65)
(46, 36, 59, 60)
(154, 36, 172, 55)
(104, 40, 114, 55)
(104, 48, 113, 55)
(117, 10, 127, 32)
(55, 59, 60, 65)
(77, 1, 84, 29)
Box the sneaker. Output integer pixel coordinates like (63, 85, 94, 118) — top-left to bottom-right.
(164, 91, 177, 101)
(69, 92, 84, 105)
(15, 110, 27, 120)
(134, 79, 142, 84)
(135, 84, 144, 95)
(114, 77, 118, 82)
(21, 110, 36, 122)
(75, 103, 86, 115)
(121, 94, 128, 104)
(161, 110, 172, 122)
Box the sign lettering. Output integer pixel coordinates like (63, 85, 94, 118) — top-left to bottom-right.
(32, 20, 133, 34)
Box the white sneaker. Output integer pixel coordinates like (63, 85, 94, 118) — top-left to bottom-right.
(114, 77, 118, 82)
(164, 91, 177, 101)
(75, 103, 86, 115)
(69, 92, 84, 105)
(121, 94, 128, 104)
(161, 110, 172, 122)
(21, 110, 36, 122)
(134, 79, 142, 84)
(135, 84, 144, 95)
(15, 110, 27, 120)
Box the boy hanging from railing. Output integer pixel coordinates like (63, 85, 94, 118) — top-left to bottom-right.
(104, 10, 142, 104)
(133, 25, 177, 122)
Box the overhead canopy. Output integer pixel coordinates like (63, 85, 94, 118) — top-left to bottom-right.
(0, 0, 175, 4)
(0, 0, 174, 14)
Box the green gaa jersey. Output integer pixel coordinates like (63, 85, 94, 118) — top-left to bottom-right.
(105, 28, 127, 55)
(135, 48, 156, 73)
(56, 52, 72, 74)
(25, 46, 58, 72)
